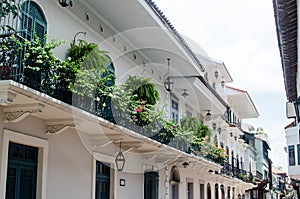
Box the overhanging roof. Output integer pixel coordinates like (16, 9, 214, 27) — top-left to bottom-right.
(225, 86, 259, 119)
(273, 0, 298, 101)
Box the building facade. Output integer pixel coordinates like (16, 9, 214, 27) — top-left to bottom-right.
(0, 0, 264, 198)
(273, 0, 300, 193)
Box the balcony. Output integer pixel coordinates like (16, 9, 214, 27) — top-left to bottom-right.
(0, 34, 228, 166)
(221, 163, 255, 183)
(256, 171, 263, 180)
(224, 108, 241, 128)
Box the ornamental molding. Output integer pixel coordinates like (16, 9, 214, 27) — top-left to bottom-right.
(0, 91, 16, 105)
(46, 119, 78, 135)
(3, 103, 44, 122)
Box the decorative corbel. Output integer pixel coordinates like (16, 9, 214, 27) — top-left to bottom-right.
(46, 119, 77, 135)
(3, 103, 44, 122)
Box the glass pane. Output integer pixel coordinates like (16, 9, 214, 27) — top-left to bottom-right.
(289, 145, 295, 166)
(19, 167, 36, 199)
(6, 167, 17, 199)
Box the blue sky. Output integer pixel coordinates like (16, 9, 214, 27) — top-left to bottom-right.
(155, 0, 292, 170)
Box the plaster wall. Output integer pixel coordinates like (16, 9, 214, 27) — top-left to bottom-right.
(285, 125, 300, 177)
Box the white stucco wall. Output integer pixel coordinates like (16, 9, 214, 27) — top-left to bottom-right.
(285, 125, 300, 178)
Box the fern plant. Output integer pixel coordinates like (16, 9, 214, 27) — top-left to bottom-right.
(124, 75, 159, 105)
(66, 40, 113, 98)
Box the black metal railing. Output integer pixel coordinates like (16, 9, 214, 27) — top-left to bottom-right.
(0, 33, 214, 161)
(0, 33, 234, 167)
(221, 163, 255, 183)
(256, 171, 263, 180)
(224, 108, 241, 128)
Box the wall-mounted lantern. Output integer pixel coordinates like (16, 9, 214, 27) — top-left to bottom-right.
(115, 142, 125, 172)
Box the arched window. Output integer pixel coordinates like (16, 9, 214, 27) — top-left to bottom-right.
(221, 185, 225, 199)
(207, 183, 211, 199)
(215, 184, 219, 199)
(21, 1, 47, 41)
(170, 166, 180, 199)
(227, 186, 231, 199)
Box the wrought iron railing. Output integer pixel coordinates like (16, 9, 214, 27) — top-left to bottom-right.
(256, 171, 263, 180)
(0, 33, 234, 168)
(0, 33, 209, 161)
(220, 163, 255, 183)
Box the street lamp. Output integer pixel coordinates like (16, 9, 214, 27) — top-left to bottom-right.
(115, 142, 125, 171)
(164, 76, 174, 92)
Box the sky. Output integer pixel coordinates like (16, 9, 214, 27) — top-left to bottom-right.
(154, 0, 292, 170)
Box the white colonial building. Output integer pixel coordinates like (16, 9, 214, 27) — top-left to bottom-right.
(0, 0, 263, 198)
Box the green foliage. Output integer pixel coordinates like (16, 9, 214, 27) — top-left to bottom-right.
(123, 75, 159, 106)
(207, 144, 228, 163)
(181, 116, 212, 141)
(162, 119, 179, 135)
(240, 173, 249, 181)
(66, 40, 113, 98)
(67, 40, 110, 70)
(24, 35, 64, 92)
(254, 127, 268, 138)
(0, 35, 24, 71)
(111, 75, 160, 126)
(0, 0, 20, 32)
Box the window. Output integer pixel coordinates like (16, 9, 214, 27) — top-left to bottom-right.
(170, 167, 180, 199)
(226, 147, 229, 163)
(297, 144, 300, 165)
(0, 129, 49, 199)
(227, 187, 231, 199)
(199, 184, 204, 199)
(288, 145, 295, 166)
(185, 105, 192, 118)
(21, 1, 47, 41)
(95, 161, 110, 199)
(187, 182, 194, 199)
(207, 183, 211, 199)
(236, 155, 239, 169)
(171, 96, 179, 123)
(6, 142, 38, 199)
(144, 171, 159, 199)
(215, 184, 219, 199)
(98, 57, 115, 121)
(221, 185, 225, 199)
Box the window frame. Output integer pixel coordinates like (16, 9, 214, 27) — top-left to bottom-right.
(171, 95, 179, 123)
(92, 152, 116, 199)
(288, 145, 295, 166)
(21, 1, 47, 41)
(297, 144, 300, 165)
(0, 129, 49, 199)
(187, 178, 194, 199)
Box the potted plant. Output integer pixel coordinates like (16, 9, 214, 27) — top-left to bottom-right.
(65, 39, 114, 111)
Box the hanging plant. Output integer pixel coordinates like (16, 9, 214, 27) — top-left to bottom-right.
(66, 40, 113, 98)
(124, 75, 159, 105)
(181, 116, 212, 141)
(120, 75, 160, 126)
(67, 39, 110, 70)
